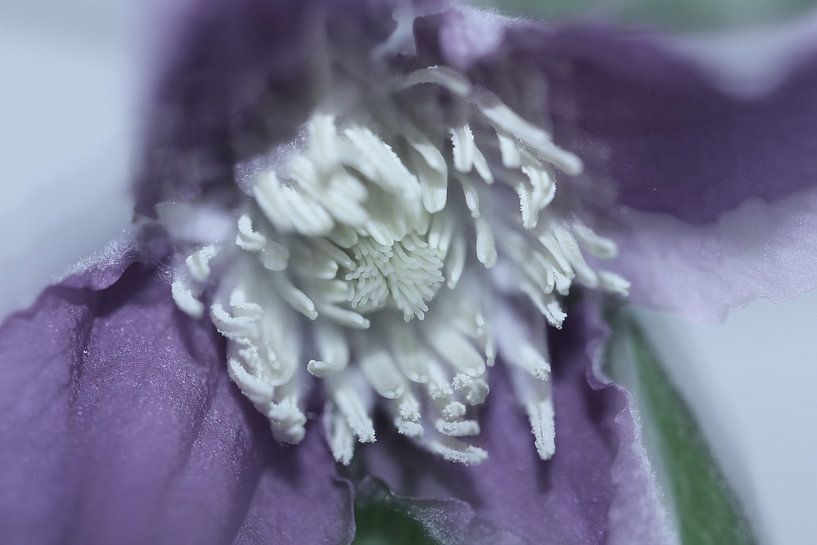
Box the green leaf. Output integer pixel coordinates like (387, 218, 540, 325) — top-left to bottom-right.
(353, 494, 439, 545)
(608, 312, 757, 545)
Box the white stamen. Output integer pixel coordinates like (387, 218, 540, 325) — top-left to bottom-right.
(325, 403, 356, 465)
(227, 356, 306, 445)
(210, 302, 259, 340)
(396, 419, 424, 438)
(395, 65, 473, 97)
(551, 222, 599, 288)
(459, 176, 480, 218)
(472, 144, 493, 184)
(442, 401, 466, 421)
(452, 374, 490, 406)
(520, 163, 556, 228)
(308, 360, 343, 378)
(598, 270, 631, 297)
(573, 224, 618, 259)
(307, 113, 339, 173)
(494, 302, 552, 381)
(451, 125, 475, 173)
(236, 215, 266, 252)
(426, 359, 454, 399)
(307, 321, 349, 377)
(357, 341, 406, 400)
(407, 136, 448, 213)
(186, 245, 218, 282)
(424, 325, 486, 378)
(386, 320, 430, 383)
(521, 283, 567, 329)
(427, 211, 456, 254)
(494, 301, 557, 460)
(329, 372, 376, 444)
(344, 126, 421, 200)
(266, 397, 307, 444)
(444, 233, 467, 289)
(526, 398, 556, 460)
(171, 279, 204, 319)
(475, 217, 497, 269)
(271, 274, 318, 320)
(393, 393, 424, 438)
(435, 418, 480, 437)
(474, 91, 583, 176)
(496, 130, 522, 168)
(430, 438, 488, 465)
(317, 303, 371, 329)
(313, 238, 357, 271)
(329, 224, 359, 249)
(260, 240, 290, 272)
(227, 357, 273, 407)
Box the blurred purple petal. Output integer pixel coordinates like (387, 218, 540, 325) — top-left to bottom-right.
(361, 300, 673, 545)
(0, 248, 353, 545)
(423, 11, 817, 318)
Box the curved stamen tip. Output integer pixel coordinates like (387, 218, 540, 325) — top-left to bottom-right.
(431, 440, 488, 466)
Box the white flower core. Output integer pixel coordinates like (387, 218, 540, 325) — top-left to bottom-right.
(168, 45, 628, 465)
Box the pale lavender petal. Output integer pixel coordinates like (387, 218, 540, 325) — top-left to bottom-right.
(0, 248, 353, 545)
(361, 300, 673, 545)
(610, 189, 817, 320)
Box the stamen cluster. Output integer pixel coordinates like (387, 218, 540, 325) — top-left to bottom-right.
(169, 62, 627, 465)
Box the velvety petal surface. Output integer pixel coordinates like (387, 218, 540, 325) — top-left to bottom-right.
(0, 249, 353, 545)
(422, 9, 817, 318)
(360, 299, 674, 545)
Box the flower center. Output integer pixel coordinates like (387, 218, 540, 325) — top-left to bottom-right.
(346, 233, 444, 320)
(168, 62, 629, 466)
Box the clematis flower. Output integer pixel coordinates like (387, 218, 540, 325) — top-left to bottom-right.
(2, 1, 817, 544)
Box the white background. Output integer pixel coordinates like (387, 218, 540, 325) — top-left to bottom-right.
(0, 2, 814, 544)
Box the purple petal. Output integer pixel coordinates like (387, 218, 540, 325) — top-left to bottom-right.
(424, 11, 817, 318)
(0, 248, 353, 545)
(545, 27, 817, 223)
(361, 300, 673, 545)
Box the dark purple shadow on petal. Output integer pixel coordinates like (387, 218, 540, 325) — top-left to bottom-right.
(0, 251, 353, 545)
(133, 0, 397, 216)
(545, 26, 817, 224)
(359, 299, 669, 545)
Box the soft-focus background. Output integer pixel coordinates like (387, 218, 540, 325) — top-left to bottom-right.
(1, 1, 815, 544)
